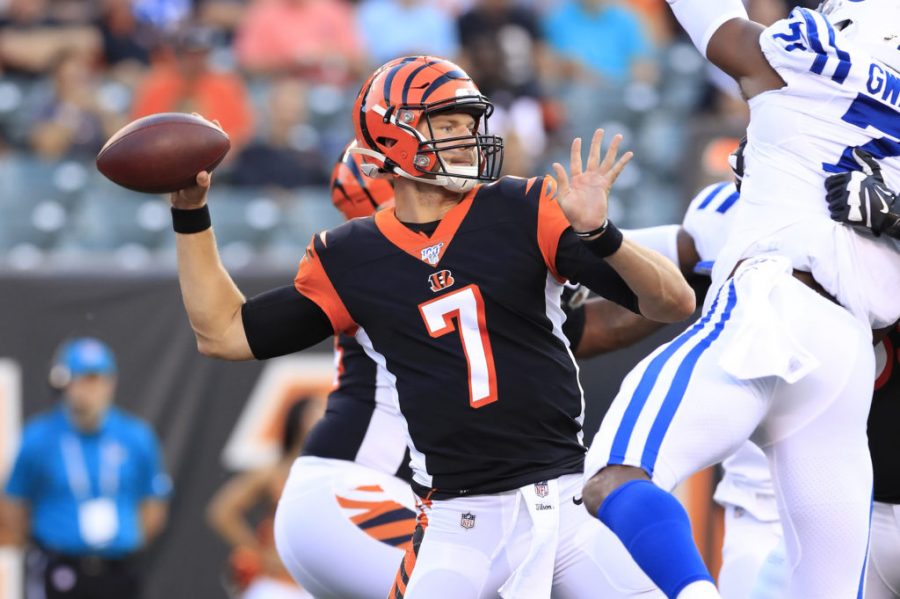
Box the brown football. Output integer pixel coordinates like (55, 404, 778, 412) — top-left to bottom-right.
(96, 113, 231, 194)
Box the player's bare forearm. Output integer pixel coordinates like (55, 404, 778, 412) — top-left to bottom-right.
(172, 172, 254, 360)
(575, 298, 666, 358)
(605, 239, 696, 322)
(175, 231, 253, 360)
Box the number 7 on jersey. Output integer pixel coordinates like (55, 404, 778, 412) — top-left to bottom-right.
(419, 284, 498, 408)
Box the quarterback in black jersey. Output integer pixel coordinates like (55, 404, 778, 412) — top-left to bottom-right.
(167, 56, 692, 597)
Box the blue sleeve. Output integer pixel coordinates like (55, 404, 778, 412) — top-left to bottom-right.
(761, 8, 853, 86)
(5, 429, 37, 500)
(137, 425, 172, 500)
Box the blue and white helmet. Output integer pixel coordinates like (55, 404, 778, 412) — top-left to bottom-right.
(819, 0, 900, 72)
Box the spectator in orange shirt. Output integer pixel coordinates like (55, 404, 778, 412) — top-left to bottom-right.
(234, 0, 364, 84)
(130, 26, 254, 150)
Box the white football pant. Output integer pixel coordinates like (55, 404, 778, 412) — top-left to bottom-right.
(586, 257, 875, 598)
(274, 456, 416, 599)
(397, 473, 664, 599)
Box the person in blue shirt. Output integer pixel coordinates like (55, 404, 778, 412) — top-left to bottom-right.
(0, 337, 171, 599)
(543, 0, 657, 85)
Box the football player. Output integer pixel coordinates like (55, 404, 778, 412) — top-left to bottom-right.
(167, 56, 694, 598)
(274, 145, 664, 599)
(581, 1, 900, 598)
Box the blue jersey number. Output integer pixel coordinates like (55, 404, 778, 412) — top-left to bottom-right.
(824, 94, 900, 173)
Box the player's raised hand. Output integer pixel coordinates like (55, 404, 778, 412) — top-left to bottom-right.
(552, 129, 632, 234)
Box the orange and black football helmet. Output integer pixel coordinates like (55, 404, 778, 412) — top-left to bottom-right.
(351, 56, 504, 192)
(331, 141, 395, 220)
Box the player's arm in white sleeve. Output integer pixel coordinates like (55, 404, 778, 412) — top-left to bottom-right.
(572, 223, 705, 358)
(666, 0, 785, 98)
(622, 225, 703, 277)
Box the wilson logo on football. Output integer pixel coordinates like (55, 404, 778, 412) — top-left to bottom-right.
(428, 270, 455, 293)
(420, 242, 444, 266)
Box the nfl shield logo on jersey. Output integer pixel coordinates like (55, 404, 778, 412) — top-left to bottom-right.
(534, 481, 549, 498)
(460, 512, 476, 530)
(420, 242, 444, 266)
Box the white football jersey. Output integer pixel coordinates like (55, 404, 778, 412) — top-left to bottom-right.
(709, 7, 900, 329)
(681, 181, 741, 271)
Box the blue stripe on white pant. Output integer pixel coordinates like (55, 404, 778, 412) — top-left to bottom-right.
(608, 280, 738, 476)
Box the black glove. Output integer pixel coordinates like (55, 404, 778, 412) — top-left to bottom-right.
(825, 148, 900, 238)
(728, 136, 748, 194)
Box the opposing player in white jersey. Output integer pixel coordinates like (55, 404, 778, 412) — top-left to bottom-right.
(582, 2, 900, 598)
(273, 146, 418, 599)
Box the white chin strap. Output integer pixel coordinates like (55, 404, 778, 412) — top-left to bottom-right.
(347, 145, 480, 192)
(394, 166, 479, 193)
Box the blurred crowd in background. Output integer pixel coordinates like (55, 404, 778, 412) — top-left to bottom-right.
(0, 0, 818, 272)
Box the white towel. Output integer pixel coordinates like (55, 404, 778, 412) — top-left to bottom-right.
(719, 255, 820, 384)
(499, 479, 560, 599)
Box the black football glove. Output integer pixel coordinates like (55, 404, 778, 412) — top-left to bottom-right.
(825, 148, 900, 239)
(728, 136, 748, 194)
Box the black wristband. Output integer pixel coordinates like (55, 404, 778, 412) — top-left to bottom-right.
(580, 220, 624, 258)
(172, 205, 211, 234)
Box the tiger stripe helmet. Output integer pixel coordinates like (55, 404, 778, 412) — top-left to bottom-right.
(351, 56, 504, 193)
(331, 141, 395, 220)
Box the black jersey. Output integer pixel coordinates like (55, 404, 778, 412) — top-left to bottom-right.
(870, 323, 900, 504)
(294, 175, 638, 497)
(302, 333, 412, 482)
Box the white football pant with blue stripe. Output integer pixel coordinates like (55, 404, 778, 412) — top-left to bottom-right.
(585, 256, 874, 598)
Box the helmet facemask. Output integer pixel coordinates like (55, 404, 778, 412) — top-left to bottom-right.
(402, 101, 504, 192)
